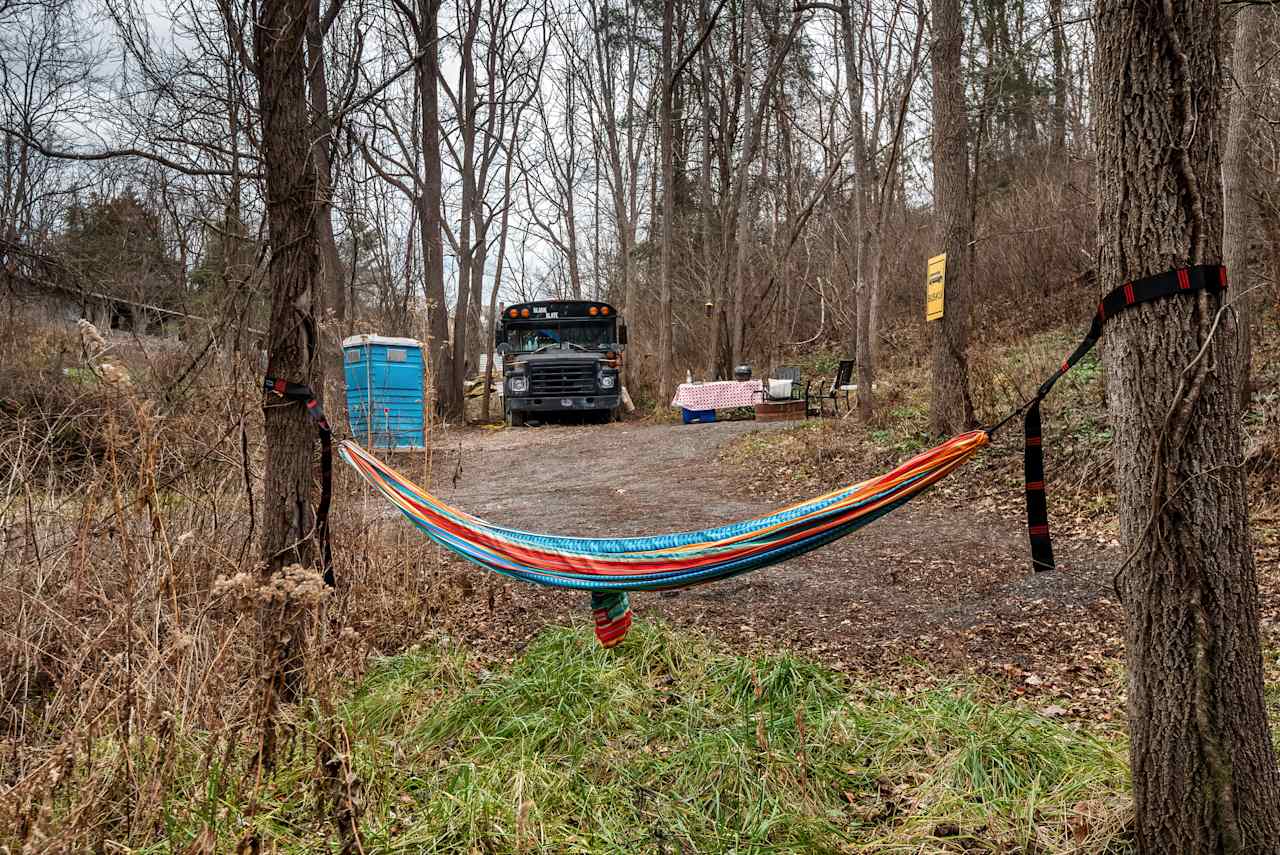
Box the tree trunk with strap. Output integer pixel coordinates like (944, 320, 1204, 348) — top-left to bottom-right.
(1095, 0, 1280, 849)
(254, 0, 324, 709)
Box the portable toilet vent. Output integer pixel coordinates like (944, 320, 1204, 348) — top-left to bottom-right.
(342, 335, 426, 450)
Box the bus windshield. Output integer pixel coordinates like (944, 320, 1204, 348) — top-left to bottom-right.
(505, 321, 614, 353)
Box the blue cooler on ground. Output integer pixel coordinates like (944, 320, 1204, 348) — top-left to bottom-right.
(681, 408, 716, 424)
(343, 334, 426, 449)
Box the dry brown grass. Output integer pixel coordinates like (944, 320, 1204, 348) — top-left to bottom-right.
(0, 317, 460, 852)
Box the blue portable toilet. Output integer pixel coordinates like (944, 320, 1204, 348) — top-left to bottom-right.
(343, 335, 426, 449)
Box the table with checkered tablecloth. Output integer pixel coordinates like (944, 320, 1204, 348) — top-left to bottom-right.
(670, 380, 764, 411)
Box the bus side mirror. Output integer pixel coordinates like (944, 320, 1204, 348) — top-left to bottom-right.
(496, 342, 510, 355)
(618, 323, 628, 346)
(495, 328, 504, 347)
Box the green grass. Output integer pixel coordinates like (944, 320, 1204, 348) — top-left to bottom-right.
(149, 622, 1131, 853)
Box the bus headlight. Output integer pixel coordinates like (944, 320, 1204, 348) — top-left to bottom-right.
(599, 373, 616, 390)
(509, 376, 528, 394)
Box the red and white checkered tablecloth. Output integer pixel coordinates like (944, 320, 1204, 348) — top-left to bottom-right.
(671, 380, 763, 411)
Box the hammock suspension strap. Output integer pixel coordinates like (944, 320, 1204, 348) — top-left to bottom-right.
(591, 591, 633, 648)
(1005, 264, 1228, 571)
(264, 377, 335, 586)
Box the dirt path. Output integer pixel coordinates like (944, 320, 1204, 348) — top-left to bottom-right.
(405, 418, 1128, 717)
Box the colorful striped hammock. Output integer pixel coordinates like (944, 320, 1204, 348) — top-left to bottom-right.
(339, 430, 988, 646)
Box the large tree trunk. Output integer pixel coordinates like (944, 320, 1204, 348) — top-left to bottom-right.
(253, 0, 322, 702)
(928, 0, 974, 435)
(1095, 1, 1280, 849)
(1223, 4, 1261, 405)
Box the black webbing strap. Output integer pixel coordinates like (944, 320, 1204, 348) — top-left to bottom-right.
(263, 377, 335, 586)
(1007, 263, 1227, 571)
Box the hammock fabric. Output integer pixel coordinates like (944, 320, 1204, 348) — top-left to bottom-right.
(287, 266, 1224, 647)
(339, 430, 988, 645)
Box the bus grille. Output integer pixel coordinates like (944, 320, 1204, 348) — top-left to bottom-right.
(529, 362, 595, 395)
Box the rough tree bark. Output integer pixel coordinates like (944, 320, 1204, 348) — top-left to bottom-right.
(253, 0, 323, 700)
(927, 0, 974, 435)
(1222, 4, 1261, 404)
(1095, 0, 1280, 849)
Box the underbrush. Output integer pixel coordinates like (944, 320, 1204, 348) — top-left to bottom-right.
(127, 623, 1134, 853)
(0, 318, 465, 852)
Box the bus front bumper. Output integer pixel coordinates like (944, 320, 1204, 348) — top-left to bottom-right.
(507, 394, 620, 413)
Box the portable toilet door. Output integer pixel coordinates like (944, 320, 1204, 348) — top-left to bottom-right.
(342, 335, 426, 449)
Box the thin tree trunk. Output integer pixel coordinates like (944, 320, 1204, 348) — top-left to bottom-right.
(565, 192, 583, 300)
(700, 0, 719, 381)
(928, 0, 974, 435)
(306, 0, 345, 325)
(466, 169, 488, 381)
(1223, 4, 1261, 405)
(841, 0, 870, 416)
(1048, 0, 1066, 152)
(448, 3, 480, 419)
(588, 0, 643, 387)
(729, 0, 756, 368)
(728, 2, 798, 368)
(657, 0, 676, 402)
(1095, 0, 1280, 849)
(861, 11, 925, 421)
(418, 0, 451, 418)
(482, 126, 520, 422)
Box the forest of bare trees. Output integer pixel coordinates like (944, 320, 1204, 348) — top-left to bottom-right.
(5, 0, 1280, 850)
(2, 0, 1123, 413)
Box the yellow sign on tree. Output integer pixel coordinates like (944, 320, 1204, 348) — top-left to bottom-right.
(926, 253, 947, 321)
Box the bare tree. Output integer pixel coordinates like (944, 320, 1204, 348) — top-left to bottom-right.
(581, 0, 656, 383)
(253, 0, 324, 707)
(657, 0, 676, 400)
(0, 0, 101, 261)
(928, 0, 974, 435)
(520, 25, 586, 301)
(353, 0, 453, 413)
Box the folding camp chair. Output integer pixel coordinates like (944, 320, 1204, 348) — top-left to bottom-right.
(815, 359, 856, 416)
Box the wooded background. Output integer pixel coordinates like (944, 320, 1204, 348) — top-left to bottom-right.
(12, 0, 1268, 419)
